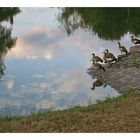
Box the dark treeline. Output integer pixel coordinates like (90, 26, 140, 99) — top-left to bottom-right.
(58, 8, 140, 40)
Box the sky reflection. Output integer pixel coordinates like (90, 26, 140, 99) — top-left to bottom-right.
(0, 8, 121, 115)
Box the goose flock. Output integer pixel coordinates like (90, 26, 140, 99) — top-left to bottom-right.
(90, 35, 140, 74)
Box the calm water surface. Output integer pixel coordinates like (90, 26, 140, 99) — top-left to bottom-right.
(1, 8, 138, 115)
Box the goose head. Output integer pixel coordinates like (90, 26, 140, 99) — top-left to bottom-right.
(131, 36, 134, 39)
(91, 53, 95, 57)
(104, 49, 109, 53)
(117, 41, 121, 46)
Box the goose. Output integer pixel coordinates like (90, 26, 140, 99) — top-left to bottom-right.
(103, 49, 117, 62)
(131, 36, 140, 45)
(117, 42, 128, 55)
(91, 53, 103, 63)
(92, 60, 105, 74)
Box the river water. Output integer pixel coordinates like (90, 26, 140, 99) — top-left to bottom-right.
(1, 7, 139, 115)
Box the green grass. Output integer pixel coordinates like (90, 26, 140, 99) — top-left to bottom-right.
(0, 88, 140, 132)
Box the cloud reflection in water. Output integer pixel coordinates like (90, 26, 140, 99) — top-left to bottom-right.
(1, 8, 121, 115)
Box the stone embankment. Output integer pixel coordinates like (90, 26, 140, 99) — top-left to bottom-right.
(87, 46, 140, 93)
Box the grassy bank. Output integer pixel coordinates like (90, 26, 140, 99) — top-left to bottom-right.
(0, 89, 140, 132)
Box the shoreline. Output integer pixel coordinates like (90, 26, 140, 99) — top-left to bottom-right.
(0, 88, 140, 132)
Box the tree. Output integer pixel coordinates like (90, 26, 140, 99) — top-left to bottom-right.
(0, 8, 20, 79)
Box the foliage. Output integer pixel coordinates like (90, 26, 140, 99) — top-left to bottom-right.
(58, 8, 140, 40)
(0, 8, 20, 79)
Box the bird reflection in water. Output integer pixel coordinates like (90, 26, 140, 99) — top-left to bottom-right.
(91, 79, 107, 91)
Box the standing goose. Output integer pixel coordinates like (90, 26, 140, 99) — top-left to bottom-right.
(131, 36, 140, 45)
(117, 42, 128, 55)
(91, 53, 103, 63)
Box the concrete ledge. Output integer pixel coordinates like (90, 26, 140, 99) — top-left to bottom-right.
(129, 46, 140, 53)
(87, 52, 140, 93)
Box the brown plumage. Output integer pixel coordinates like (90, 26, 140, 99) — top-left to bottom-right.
(91, 53, 103, 63)
(131, 36, 140, 45)
(92, 61, 105, 74)
(103, 49, 117, 62)
(118, 42, 128, 55)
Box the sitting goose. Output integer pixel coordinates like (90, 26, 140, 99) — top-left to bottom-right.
(103, 49, 117, 62)
(92, 60, 105, 74)
(117, 42, 128, 55)
(131, 36, 140, 45)
(91, 53, 103, 63)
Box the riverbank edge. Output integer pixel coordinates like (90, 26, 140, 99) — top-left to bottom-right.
(0, 88, 140, 132)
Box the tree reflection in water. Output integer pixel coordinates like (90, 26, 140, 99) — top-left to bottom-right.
(58, 8, 140, 40)
(0, 8, 20, 79)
